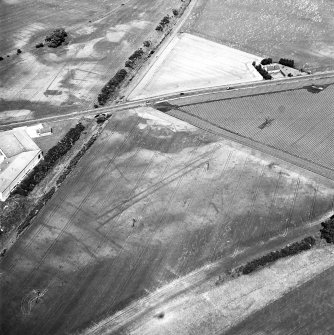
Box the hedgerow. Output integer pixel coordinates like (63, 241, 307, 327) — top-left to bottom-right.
(14, 123, 85, 196)
(97, 69, 127, 105)
(236, 236, 316, 275)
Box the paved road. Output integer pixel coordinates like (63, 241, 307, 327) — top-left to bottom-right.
(1, 71, 333, 130)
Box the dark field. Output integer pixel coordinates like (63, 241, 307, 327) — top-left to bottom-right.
(225, 265, 334, 335)
(184, 0, 334, 72)
(0, 0, 180, 116)
(1, 108, 333, 334)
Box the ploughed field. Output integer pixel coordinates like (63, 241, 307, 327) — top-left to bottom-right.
(166, 82, 334, 180)
(0, 0, 180, 117)
(1, 108, 334, 334)
(184, 0, 334, 72)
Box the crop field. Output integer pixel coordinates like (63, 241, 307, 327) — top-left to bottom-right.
(183, 0, 334, 72)
(128, 33, 263, 100)
(0, 0, 180, 119)
(225, 264, 334, 335)
(170, 83, 334, 180)
(1, 108, 334, 334)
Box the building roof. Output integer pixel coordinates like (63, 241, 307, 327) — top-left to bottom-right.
(0, 128, 40, 158)
(0, 128, 41, 196)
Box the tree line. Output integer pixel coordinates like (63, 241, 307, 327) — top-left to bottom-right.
(97, 69, 127, 106)
(235, 236, 316, 275)
(14, 123, 85, 196)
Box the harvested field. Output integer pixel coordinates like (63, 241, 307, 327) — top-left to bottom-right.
(225, 264, 334, 335)
(166, 82, 334, 180)
(89, 247, 334, 335)
(0, 0, 180, 118)
(128, 33, 263, 100)
(184, 0, 334, 72)
(1, 108, 333, 334)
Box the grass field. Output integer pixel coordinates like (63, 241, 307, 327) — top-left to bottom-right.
(170, 83, 334, 180)
(128, 33, 263, 100)
(0, 0, 180, 118)
(1, 108, 333, 334)
(184, 0, 334, 72)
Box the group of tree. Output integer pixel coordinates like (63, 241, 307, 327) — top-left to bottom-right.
(97, 68, 127, 105)
(237, 236, 316, 275)
(35, 42, 44, 48)
(143, 40, 151, 48)
(156, 15, 170, 31)
(279, 58, 294, 68)
(45, 28, 68, 48)
(320, 216, 334, 243)
(253, 63, 272, 80)
(260, 58, 272, 65)
(172, 9, 179, 16)
(125, 48, 144, 68)
(14, 123, 85, 196)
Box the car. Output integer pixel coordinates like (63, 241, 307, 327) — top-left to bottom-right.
(311, 85, 324, 91)
(180, 92, 185, 96)
(226, 86, 231, 90)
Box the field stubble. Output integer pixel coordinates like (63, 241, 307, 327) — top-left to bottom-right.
(1, 108, 333, 334)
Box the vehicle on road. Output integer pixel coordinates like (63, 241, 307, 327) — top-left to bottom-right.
(311, 84, 324, 91)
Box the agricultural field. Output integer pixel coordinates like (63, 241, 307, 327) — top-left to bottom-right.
(183, 0, 334, 72)
(1, 108, 334, 334)
(0, 0, 180, 120)
(225, 264, 334, 335)
(170, 83, 334, 180)
(128, 33, 263, 100)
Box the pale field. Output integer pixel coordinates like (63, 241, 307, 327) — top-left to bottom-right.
(89, 246, 334, 335)
(184, 0, 334, 72)
(0, 0, 180, 118)
(128, 33, 263, 100)
(1, 108, 334, 334)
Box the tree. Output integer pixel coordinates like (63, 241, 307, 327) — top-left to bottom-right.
(143, 40, 151, 47)
(173, 9, 179, 16)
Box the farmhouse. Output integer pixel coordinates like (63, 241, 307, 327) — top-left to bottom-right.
(263, 64, 280, 73)
(0, 128, 42, 201)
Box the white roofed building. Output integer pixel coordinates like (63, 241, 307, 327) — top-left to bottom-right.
(0, 128, 42, 201)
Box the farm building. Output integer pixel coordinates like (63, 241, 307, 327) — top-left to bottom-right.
(263, 64, 280, 73)
(0, 128, 42, 201)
